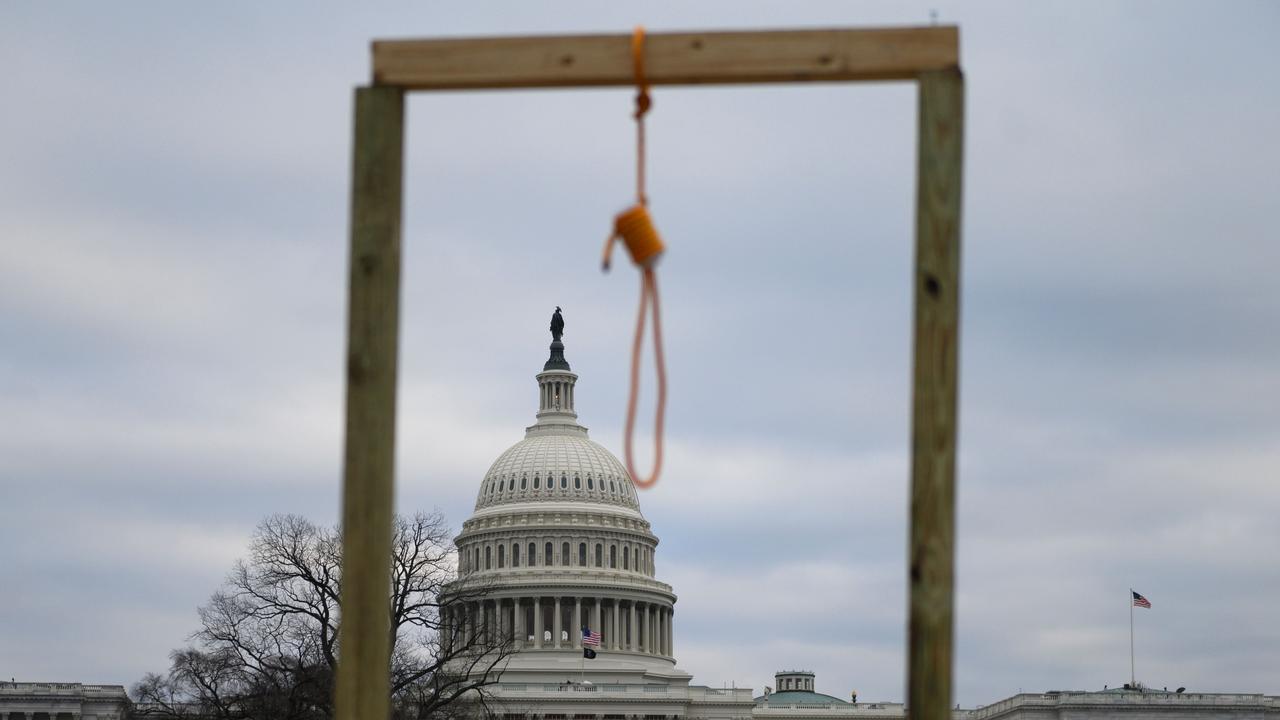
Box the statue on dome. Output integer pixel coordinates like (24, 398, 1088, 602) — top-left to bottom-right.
(550, 306, 565, 342)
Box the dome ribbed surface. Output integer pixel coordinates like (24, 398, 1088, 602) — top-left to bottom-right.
(475, 433, 640, 511)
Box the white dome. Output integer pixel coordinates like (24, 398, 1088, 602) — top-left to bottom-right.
(475, 433, 640, 512)
(445, 318, 677, 675)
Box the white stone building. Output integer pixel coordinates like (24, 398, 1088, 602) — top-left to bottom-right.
(439, 324, 755, 720)
(0, 682, 129, 720)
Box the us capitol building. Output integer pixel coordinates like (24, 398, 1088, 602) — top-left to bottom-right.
(430, 314, 1279, 720)
(3, 314, 1277, 720)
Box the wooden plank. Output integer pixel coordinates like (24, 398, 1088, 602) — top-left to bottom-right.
(373, 26, 958, 90)
(334, 84, 405, 720)
(907, 67, 963, 720)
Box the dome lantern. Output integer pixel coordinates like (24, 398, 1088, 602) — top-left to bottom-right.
(532, 306, 582, 434)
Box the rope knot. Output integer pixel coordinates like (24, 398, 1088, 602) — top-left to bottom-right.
(634, 90, 652, 120)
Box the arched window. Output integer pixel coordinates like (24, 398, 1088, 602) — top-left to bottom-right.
(595, 544, 603, 567)
(610, 480, 616, 493)
(533, 475, 540, 489)
(512, 543, 520, 567)
(561, 542, 569, 566)
(485, 546, 492, 570)
(498, 545, 505, 568)
(544, 542, 553, 565)
(561, 475, 567, 489)
(587, 476, 594, 490)
(633, 547, 640, 572)
(623, 547, 630, 570)
(574, 475, 581, 489)
(521, 475, 528, 490)
(578, 543, 587, 566)
(610, 545, 617, 568)
(529, 542, 537, 566)
(498, 479, 504, 492)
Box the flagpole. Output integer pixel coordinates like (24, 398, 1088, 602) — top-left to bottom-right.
(1129, 588, 1135, 687)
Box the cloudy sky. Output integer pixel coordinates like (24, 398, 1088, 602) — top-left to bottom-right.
(2, 0, 1278, 708)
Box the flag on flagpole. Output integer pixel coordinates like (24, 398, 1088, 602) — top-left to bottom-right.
(582, 626, 601, 659)
(1132, 591, 1152, 609)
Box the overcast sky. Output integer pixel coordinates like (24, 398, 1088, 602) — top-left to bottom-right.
(2, 1, 1278, 708)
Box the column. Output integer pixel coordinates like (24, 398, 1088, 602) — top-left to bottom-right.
(636, 603, 644, 652)
(629, 602, 638, 651)
(573, 597, 582, 649)
(441, 606, 451, 652)
(645, 604, 655, 650)
(655, 607, 663, 656)
(513, 597, 524, 649)
(611, 600, 620, 650)
(656, 607, 663, 653)
(534, 597, 543, 649)
(667, 607, 674, 657)
(593, 598, 602, 646)
(553, 596, 562, 648)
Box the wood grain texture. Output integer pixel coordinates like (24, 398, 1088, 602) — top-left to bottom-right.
(373, 26, 958, 90)
(334, 85, 404, 720)
(908, 67, 963, 720)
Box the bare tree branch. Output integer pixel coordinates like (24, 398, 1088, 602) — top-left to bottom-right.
(133, 511, 511, 720)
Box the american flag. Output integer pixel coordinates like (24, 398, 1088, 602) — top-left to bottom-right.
(582, 628, 602, 647)
(1132, 591, 1152, 609)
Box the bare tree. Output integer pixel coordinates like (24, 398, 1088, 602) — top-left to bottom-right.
(133, 512, 511, 720)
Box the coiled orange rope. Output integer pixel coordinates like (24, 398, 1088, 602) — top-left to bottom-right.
(602, 26, 666, 490)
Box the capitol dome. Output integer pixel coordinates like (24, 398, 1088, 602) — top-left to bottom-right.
(441, 309, 682, 681)
(475, 432, 641, 514)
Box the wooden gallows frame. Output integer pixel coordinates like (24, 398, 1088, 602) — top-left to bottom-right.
(335, 25, 964, 720)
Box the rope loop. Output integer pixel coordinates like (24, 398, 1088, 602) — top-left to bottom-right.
(625, 266, 665, 489)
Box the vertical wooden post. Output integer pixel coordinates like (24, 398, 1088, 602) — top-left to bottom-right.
(335, 84, 405, 720)
(907, 67, 963, 720)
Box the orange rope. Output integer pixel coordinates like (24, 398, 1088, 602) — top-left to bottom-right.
(625, 267, 665, 489)
(602, 26, 666, 490)
(632, 26, 651, 207)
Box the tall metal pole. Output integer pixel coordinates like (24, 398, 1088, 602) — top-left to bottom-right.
(1129, 588, 1135, 687)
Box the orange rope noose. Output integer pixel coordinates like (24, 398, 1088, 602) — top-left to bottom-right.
(602, 26, 666, 490)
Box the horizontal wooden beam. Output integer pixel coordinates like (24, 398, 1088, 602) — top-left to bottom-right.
(373, 26, 958, 90)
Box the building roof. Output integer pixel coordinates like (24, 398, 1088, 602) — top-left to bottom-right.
(755, 691, 851, 706)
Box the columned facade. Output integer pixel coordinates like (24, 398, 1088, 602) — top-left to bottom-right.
(443, 317, 683, 683)
(435, 312, 747, 720)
